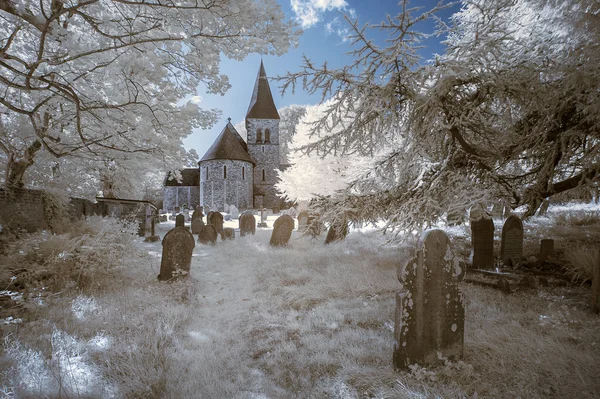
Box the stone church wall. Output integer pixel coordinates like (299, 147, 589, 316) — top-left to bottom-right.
(163, 186, 200, 211)
(246, 118, 281, 208)
(199, 159, 253, 212)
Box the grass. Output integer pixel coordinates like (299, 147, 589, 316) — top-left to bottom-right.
(0, 212, 599, 398)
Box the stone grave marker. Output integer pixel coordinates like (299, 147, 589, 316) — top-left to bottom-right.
(191, 218, 205, 234)
(144, 218, 160, 243)
(591, 256, 600, 313)
(297, 211, 309, 231)
(325, 220, 349, 244)
(469, 207, 494, 269)
(192, 206, 203, 222)
(539, 239, 554, 264)
(258, 208, 268, 228)
(500, 215, 524, 266)
(198, 224, 218, 245)
(158, 225, 195, 281)
(221, 227, 235, 240)
(270, 215, 295, 247)
(160, 215, 168, 223)
(239, 212, 256, 236)
(175, 214, 185, 227)
(174, 206, 180, 213)
(393, 229, 465, 369)
(230, 205, 239, 219)
(288, 207, 297, 218)
(207, 211, 224, 233)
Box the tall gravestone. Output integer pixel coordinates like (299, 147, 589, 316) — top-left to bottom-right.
(198, 224, 218, 245)
(239, 212, 256, 236)
(230, 205, 239, 219)
(539, 239, 554, 264)
(191, 218, 205, 234)
(591, 256, 600, 313)
(393, 229, 465, 369)
(270, 215, 295, 247)
(297, 211, 309, 231)
(324, 220, 349, 244)
(469, 208, 495, 269)
(500, 215, 524, 267)
(158, 226, 195, 281)
(175, 214, 185, 227)
(207, 211, 224, 233)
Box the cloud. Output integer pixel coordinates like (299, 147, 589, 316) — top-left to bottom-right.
(290, 0, 351, 28)
(324, 16, 352, 42)
(190, 96, 202, 104)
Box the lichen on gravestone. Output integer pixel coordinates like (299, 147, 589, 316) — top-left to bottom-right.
(393, 229, 465, 369)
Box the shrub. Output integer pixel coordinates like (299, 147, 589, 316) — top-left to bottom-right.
(562, 246, 599, 284)
(552, 211, 600, 227)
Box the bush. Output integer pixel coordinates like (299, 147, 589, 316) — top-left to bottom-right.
(552, 211, 600, 227)
(562, 246, 599, 284)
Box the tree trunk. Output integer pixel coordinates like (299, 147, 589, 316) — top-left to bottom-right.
(5, 140, 42, 188)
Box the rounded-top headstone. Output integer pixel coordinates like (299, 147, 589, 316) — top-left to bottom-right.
(198, 224, 218, 245)
(500, 215, 524, 266)
(158, 226, 195, 281)
(208, 211, 224, 233)
(239, 211, 256, 236)
(175, 214, 185, 227)
(191, 217, 205, 234)
(325, 220, 349, 244)
(469, 207, 494, 269)
(270, 215, 295, 247)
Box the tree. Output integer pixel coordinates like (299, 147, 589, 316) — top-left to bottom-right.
(0, 0, 298, 198)
(280, 0, 600, 230)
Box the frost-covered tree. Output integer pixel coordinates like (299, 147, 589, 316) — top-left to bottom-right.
(280, 0, 600, 230)
(276, 99, 374, 201)
(0, 0, 297, 197)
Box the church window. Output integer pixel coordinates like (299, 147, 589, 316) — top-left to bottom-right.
(262, 145, 264, 153)
(224, 165, 227, 179)
(205, 167, 208, 180)
(242, 166, 245, 180)
(265, 129, 271, 143)
(262, 169, 265, 181)
(256, 129, 262, 143)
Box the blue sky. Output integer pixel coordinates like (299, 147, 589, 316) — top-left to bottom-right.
(183, 0, 460, 159)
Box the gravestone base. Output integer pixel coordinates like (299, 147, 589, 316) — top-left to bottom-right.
(257, 222, 268, 228)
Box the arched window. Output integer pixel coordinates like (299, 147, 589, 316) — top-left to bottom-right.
(264, 129, 271, 143)
(223, 165, 227, 179)
(256, 129, 262, 143)
(205, 167, 208, 180)
(262, 169, 265, 181)
(262, 145, 264, 153)
(242, 166, 245, 180)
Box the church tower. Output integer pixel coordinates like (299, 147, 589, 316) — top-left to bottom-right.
(246, 61, 281, 209)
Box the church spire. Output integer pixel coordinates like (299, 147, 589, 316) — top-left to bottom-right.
(246, 60, 280, 120)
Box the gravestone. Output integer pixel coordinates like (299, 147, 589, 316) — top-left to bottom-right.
(270, 215, 295, 247)
(224, 204, 230, 213)
(258, 208, 268, 228)
(469, 207, 495, 269)
(144, 218, 160, 243)
(175, 214, 185, 228)
(539, 239, 554, 264)
(393, 229, 465, 369)
(158, 226, 195, 281)
(288, 207, 297, 219)
(198, 224, 218, 245)
(230, 205, 239, 219)
(239, 212, 256, 236)
(221, 227, 235, 240)
(191, 218, 205, 234)
(500, 215, 524, 266)
(192, 206, 204, 222)
(159, 215, 168, 223)
(324, 220, 349, 244)
(297, 211, 310, 231)
(591, 257, 600, 313)
(207, 211, 224, 233)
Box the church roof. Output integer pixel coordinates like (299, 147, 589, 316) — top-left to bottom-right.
(164, 168, 200, 186)
(200, 121, 254, 164)
(246, 60, 280, 120)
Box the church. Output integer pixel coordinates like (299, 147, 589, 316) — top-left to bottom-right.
(163, 61, 283, 212)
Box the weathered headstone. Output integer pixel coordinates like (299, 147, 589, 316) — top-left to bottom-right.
(258, 208, 268, 228)
(288, 207, 297, 219)
(393, 229, 465, 369)
(158, 226, 195, 281)
(192, 206, 204, 222)
(207, 211, 224, 233)
(159, 215, 168, 223)
(591, 256, 600, 313)
(324, 220, 349, 244)
(270, 215, 295, 247)
(224, 204, 230, 213)
(230, 205, 239, 219)
(175, 214, 185, 227)
(239, 212, 256, 236)
(174, 206, 180, 213)
(539, 239, 554, 264)
(500, 215, 524, 266)
(221, 227, 235, 240)
(198, 224, 218, 245)
(297, 211, 310, 231)
(469, 207, 495, 269)
(144, 218, 160, 243)
(191, 218, 205, 234)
